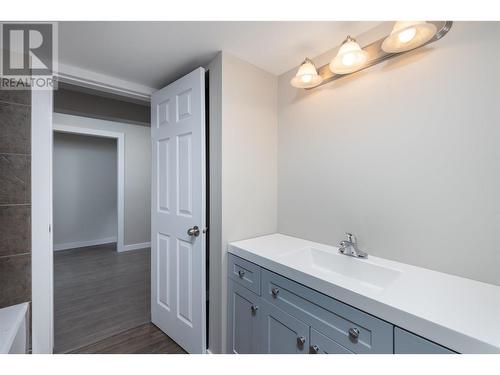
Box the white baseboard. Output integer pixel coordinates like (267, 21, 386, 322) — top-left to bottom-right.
(53, 237, 117, 251)
(121, 242, 151, 252)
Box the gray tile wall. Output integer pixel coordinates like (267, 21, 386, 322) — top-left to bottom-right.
(0, 89, 31, 309)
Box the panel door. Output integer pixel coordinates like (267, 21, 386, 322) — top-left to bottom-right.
(151, 67, 206, 354)
(260, 300, 309, 354)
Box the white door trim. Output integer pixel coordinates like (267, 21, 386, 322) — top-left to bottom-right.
(31, 89, 54, 354)
(52, 123, 125, 253)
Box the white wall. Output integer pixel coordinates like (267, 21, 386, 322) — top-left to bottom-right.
(277, 22, 500, 286)
(221, 52, 278, 248)
(53, 113, 151, 247)
(53, 132, 117, 249)
(207, 52, 278, 353)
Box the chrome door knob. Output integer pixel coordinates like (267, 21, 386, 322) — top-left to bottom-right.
(271, 288, 280, 297)
(187, 226, 200, 237)
(238, 270, 245, 278)
(348, 327, 360, 340)
(310, 345, 320, 353)
(250, 305, 259, 313)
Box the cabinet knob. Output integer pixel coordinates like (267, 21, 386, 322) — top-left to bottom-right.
(297, 336, 306, 347)
(348, 327, 360, 340)
(271, 288, 280, 297)
(250, 305, 259, 313)
(310, 345, 320, 353)
(238, 270, 245, 278)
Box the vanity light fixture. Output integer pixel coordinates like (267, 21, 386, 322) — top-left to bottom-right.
(329, 36, 368, 74)
(290, 58, 323, 88)
(381, 21, 438, 53)
(289, 21, 452, 90)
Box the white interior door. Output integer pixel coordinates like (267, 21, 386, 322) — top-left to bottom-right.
(151, 67, 206, 353)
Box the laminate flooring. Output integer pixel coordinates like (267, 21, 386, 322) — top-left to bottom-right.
(54, 244, 152, 353)
(70, 323, 186, 354)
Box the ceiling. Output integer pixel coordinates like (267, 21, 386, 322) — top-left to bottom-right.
(58, 21, 381, 89)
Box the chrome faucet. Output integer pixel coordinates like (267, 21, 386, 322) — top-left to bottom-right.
(339, 233, 367, 258)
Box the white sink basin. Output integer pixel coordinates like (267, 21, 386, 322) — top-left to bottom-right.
(276, 246, 402, 292)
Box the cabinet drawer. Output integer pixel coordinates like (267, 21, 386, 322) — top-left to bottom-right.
(228, 254, 261, 295)
(394, 327, 456, 354)
(261, 269, 393, 353)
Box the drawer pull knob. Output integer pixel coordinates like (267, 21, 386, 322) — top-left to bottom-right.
(297, 336, 306, 347)
(348, 327, 360, 340)
(271, 288, 280, 297)
(238, 270, 245, 278)
(310, 345, 320, 353)
(250, 305, 259, 313)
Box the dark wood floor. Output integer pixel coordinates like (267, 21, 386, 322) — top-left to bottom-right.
(54, 243, 153, 353)
(70, 323, 186, 354)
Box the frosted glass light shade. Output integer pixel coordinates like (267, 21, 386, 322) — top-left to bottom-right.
(382, 21, 437, 53)
(329, 36, 368, 75)
(290, 58, 323, 88)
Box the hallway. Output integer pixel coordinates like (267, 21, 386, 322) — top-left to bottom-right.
(54, 244, 151, 353)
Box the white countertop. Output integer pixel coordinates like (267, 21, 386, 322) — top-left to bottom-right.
(0, 302, 28, 354)
(228, 233, 500, 353)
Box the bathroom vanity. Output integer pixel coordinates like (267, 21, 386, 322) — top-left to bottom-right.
(227, 234, 500, 354)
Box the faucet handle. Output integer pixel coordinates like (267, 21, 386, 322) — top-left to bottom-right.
(345, 232, 356, 244)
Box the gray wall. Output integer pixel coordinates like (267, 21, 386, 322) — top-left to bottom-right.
(0, 90, 31, 309)
(53, 113, 151, 247)
(277, 22, 500, 286)
(54, 85, 150, 126)
(53, 133, 118, 249)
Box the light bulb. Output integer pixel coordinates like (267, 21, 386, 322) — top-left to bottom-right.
(329, 36, 368, 75)
(342, 53, 356, 66)
(290, 58, 323, 88)
(301, 74, 313, 83)
(382, 21, 437, 53)
(398, 27, 416, 43)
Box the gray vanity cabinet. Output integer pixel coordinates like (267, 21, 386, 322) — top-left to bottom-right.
(227, 280, 261, 353)
(260, 299, 309, 354)
(227, 253, 456, 354)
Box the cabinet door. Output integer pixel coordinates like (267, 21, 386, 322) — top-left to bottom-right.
(310, 328, 353, 354)
(227, 280, 261, 353)
(260, 300, 309, 354)
(394, 327, 456, 354)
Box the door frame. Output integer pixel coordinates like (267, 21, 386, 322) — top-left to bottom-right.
(52, 123, 125, 253)
(31, 88, 54, 354)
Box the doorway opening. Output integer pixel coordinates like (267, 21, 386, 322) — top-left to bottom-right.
(32, 68, 209, 353)
(53, 128, 132, 352)
(32, 68, 210, 354)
